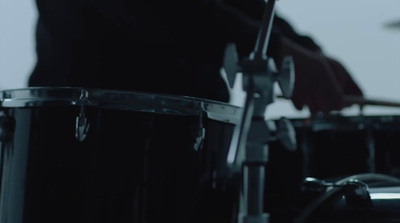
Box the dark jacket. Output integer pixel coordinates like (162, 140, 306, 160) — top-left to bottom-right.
(29, 0, 320, 102)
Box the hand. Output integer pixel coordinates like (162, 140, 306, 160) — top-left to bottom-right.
(276, 36, 364, 115)
(324, 56, 364, 100)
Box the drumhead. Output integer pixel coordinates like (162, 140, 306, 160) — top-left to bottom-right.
(0, 87, 242, 124)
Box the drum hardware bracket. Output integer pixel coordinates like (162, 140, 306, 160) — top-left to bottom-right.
(224, 0, 295, 222)
(273, 117, 297, 152)
(365, 127, 376, 173)
(75, 90, 91, 142)
(193, 127, 205, 151)
(295, 177, 373, 223)
(225, 0, 296, 171)
(302, 177, 372, 208)
(342, 180, 372, 208)
(76, 112, 90, 142)
(259, 118, 297, 151)
(191, 114, 206, 151)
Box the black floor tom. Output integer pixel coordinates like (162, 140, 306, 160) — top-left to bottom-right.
(0, 87, 241, 223)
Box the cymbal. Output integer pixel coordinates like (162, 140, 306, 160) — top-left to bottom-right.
(384, 19, 400, 29)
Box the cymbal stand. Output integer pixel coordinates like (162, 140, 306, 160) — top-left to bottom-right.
(225, 0, 295, 223)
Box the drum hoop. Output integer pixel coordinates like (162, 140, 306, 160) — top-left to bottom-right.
(0, 87, 242, 124)
(290, 115, 400, 132)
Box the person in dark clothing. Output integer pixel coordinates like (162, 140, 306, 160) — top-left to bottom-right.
(20, 1, 364, 223)
(29, 0, 363, 114)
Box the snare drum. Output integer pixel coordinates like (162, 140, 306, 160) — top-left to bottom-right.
(0, 87, 242, 223)
(294, 173, 400, 223)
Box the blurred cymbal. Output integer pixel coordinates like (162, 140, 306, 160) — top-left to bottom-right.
(384, 19, 400, 29)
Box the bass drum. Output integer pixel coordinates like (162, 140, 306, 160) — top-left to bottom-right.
(294, 173, 400, 223)
(0, 87, 242, 223)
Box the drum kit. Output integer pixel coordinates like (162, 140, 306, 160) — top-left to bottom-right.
(1, 1, 400, 223)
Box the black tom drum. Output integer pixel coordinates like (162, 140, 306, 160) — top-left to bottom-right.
(290, 115, 400, 179)
(0, 87, 242, 223)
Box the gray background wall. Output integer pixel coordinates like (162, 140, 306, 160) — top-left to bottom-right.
(0, 0, 399, 118)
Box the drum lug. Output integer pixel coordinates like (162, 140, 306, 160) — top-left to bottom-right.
(276, 117, 297, 151)
(75, 90, 90, 142)
(302, 177, 372, 208)
(342, 179, 372, 208)
(75, 113, 90, 142)
(193, 127, 205, 151)
(191, 115, 205, 151)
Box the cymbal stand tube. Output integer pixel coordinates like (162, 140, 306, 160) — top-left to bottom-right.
(226, 1, 282, 223)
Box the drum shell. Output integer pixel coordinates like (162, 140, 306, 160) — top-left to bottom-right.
(0, 90, 238, 223)
(290, 115, 400, 180)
